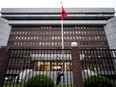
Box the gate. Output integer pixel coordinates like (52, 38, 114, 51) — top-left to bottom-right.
(3, 49, 73, 87)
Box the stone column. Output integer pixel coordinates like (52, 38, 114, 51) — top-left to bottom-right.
(0, 47, 9, 87)
(71, 42, 83, 87)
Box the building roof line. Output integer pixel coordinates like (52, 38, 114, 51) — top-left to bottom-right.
(1, 8, 115, 14)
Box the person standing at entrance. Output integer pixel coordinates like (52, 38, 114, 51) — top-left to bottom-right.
(56, 71, 64, 85)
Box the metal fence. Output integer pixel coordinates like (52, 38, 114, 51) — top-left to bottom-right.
(80, 49, 116, 87)
(3, 48, 116, 87)
(3, 49, 73, 87)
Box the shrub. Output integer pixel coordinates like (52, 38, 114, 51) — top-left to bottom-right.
(25, 74, 54, 87)
(84, 75, 113, 87)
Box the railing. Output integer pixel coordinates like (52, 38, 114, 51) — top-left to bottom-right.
(80, 49, 116, 87)
(3, 49, 73, 87)
(2, 48, 116, 87)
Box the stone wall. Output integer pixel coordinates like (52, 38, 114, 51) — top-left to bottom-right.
(104, 17, 116, 49)
(0, 18, 11, 47)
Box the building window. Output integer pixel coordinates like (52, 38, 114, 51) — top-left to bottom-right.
(8, 26, 109, 49)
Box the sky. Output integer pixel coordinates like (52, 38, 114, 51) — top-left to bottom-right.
(0, 0, 116, 12)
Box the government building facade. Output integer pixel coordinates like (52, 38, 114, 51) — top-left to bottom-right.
(0, 8, 116, 49)
(0, 8, 116, 86)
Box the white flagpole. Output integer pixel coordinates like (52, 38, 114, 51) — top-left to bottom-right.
(61, 2, 64, 50)
(61, 20, 64, 49)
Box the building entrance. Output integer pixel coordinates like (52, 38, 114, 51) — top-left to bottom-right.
(36, 61, 72, 71)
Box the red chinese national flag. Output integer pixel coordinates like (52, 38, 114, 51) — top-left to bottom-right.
(61, 6, 67, 20)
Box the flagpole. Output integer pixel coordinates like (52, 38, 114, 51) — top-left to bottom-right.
(61, 2, 65, 50)
(61, 20, 64, 49)
(61, 2, 66, 74)
(61, 10, 65, 82)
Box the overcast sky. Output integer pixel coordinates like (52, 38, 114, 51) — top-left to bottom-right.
(0, 0, 116, 12)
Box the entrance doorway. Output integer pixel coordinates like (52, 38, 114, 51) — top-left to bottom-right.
(36, 61, 72, 71)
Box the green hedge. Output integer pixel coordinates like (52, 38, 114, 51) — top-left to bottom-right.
(84, 75, 113, 87)
(25, 74, 54, 87)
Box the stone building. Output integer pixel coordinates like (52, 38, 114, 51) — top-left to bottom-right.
(0, 8, 116, 49)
